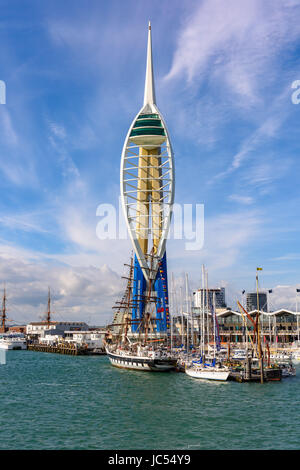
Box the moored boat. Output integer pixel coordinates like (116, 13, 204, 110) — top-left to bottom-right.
(277, 362, 296, 377)
(0, 333, 27, 350)
(185, 362, 230, 381)
(106, 344, 176, 372)
(232, 348, 249, 360)
(291, 349, 300, 364)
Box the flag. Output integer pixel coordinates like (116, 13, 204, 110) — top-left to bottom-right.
(256, 267, 263, 271)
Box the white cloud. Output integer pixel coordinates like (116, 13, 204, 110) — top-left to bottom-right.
(49, 121, 66, 139)
(272, 254, 300, 261)
(0, 108, 18, 146)
(240, 154, 292, 196)
(210, 84, 292, 182)
(165, 0, 300, 103)
(228, 194, 254, 205)
(268, 285, 300, 311)
(0, 244, 123, 325)
(48, 121, 81, 179)
(0, 213, 50, 234)
(168, 209, 262, 276)
(0, 106, 38, 187)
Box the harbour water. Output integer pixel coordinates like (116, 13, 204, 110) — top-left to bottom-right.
(1, 350, 300, 450)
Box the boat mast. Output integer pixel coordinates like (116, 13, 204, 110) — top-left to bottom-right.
(267, 291, 271, 346)
(213, 291, 216, 358)
(174, 274, 179, 347)
(201, 265, 205, 357)
(256, 268, 264, 383)
(170, 272, 174, 351)
(123, 255, 134, 344)
(296, 289, 299, 344)
(180, 286, 184, 347)
(46, 287, 51, 328)
(110, 254, 142, 344)
(1, 287, 7, 333)
(186, 273, 193, 349)
(185, 273, 189, 356)
(205, 268, 209, 353)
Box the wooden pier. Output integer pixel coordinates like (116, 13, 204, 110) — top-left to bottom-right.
(27, 343, 106, 356)
(229, 367, 282, 382)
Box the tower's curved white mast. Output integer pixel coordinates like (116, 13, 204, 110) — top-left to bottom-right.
(120, 22, 175, 285)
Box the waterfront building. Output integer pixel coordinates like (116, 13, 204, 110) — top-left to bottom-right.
(39, 330, 105, 351)
(193, 287, 226, 310)
(246, 292, 268, 312)
(8, 325, 26, 334)
(173, 308, 300, 347)
(26, 321, 89, 341)
(39, 332, 64, 345)
(64, 330, 105, 350)
(216, 308, 300, 346)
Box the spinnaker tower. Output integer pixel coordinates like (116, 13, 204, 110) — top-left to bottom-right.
(120, 22, 175, 336)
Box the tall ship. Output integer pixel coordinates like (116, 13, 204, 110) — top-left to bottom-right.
(105, 22, 176, 371)
(105, 257, 176, 371)
(0, 287, 27, 350)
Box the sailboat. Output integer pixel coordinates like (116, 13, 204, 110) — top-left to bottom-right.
(185, 360, 230, 381)
(185, 272, 230, 381)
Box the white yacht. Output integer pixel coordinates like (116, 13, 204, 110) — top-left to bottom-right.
(291, 350, 300, 364)
(232, 348, 253, 360)
(0, 333, 27, 350)
(232, 349, 247, 360)
(185, 359, 230, 381)
(270, 352, 292, 362)
(279, 362, 296, 377)
(185, 364, 230, 381)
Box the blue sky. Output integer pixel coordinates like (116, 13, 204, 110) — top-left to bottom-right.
(1, 0, 300, 324)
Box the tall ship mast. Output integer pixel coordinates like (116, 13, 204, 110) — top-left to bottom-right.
(120, 22, 174, 339)
(46, 287, 51, 328)
(0, 287, 7, 333)
(109, 254, 165, 342)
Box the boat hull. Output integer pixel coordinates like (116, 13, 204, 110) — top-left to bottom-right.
(185, 367, 230, 381)
(106, 351, 176, 372)
(291, 356, 300, 364)
(0, 342, 27, 350)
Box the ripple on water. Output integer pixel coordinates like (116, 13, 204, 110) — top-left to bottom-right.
(1, 351, 300, 449)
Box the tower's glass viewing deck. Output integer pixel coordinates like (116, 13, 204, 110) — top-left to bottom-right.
(130, 128, 165, 137)
(130, 113, 165, 138)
